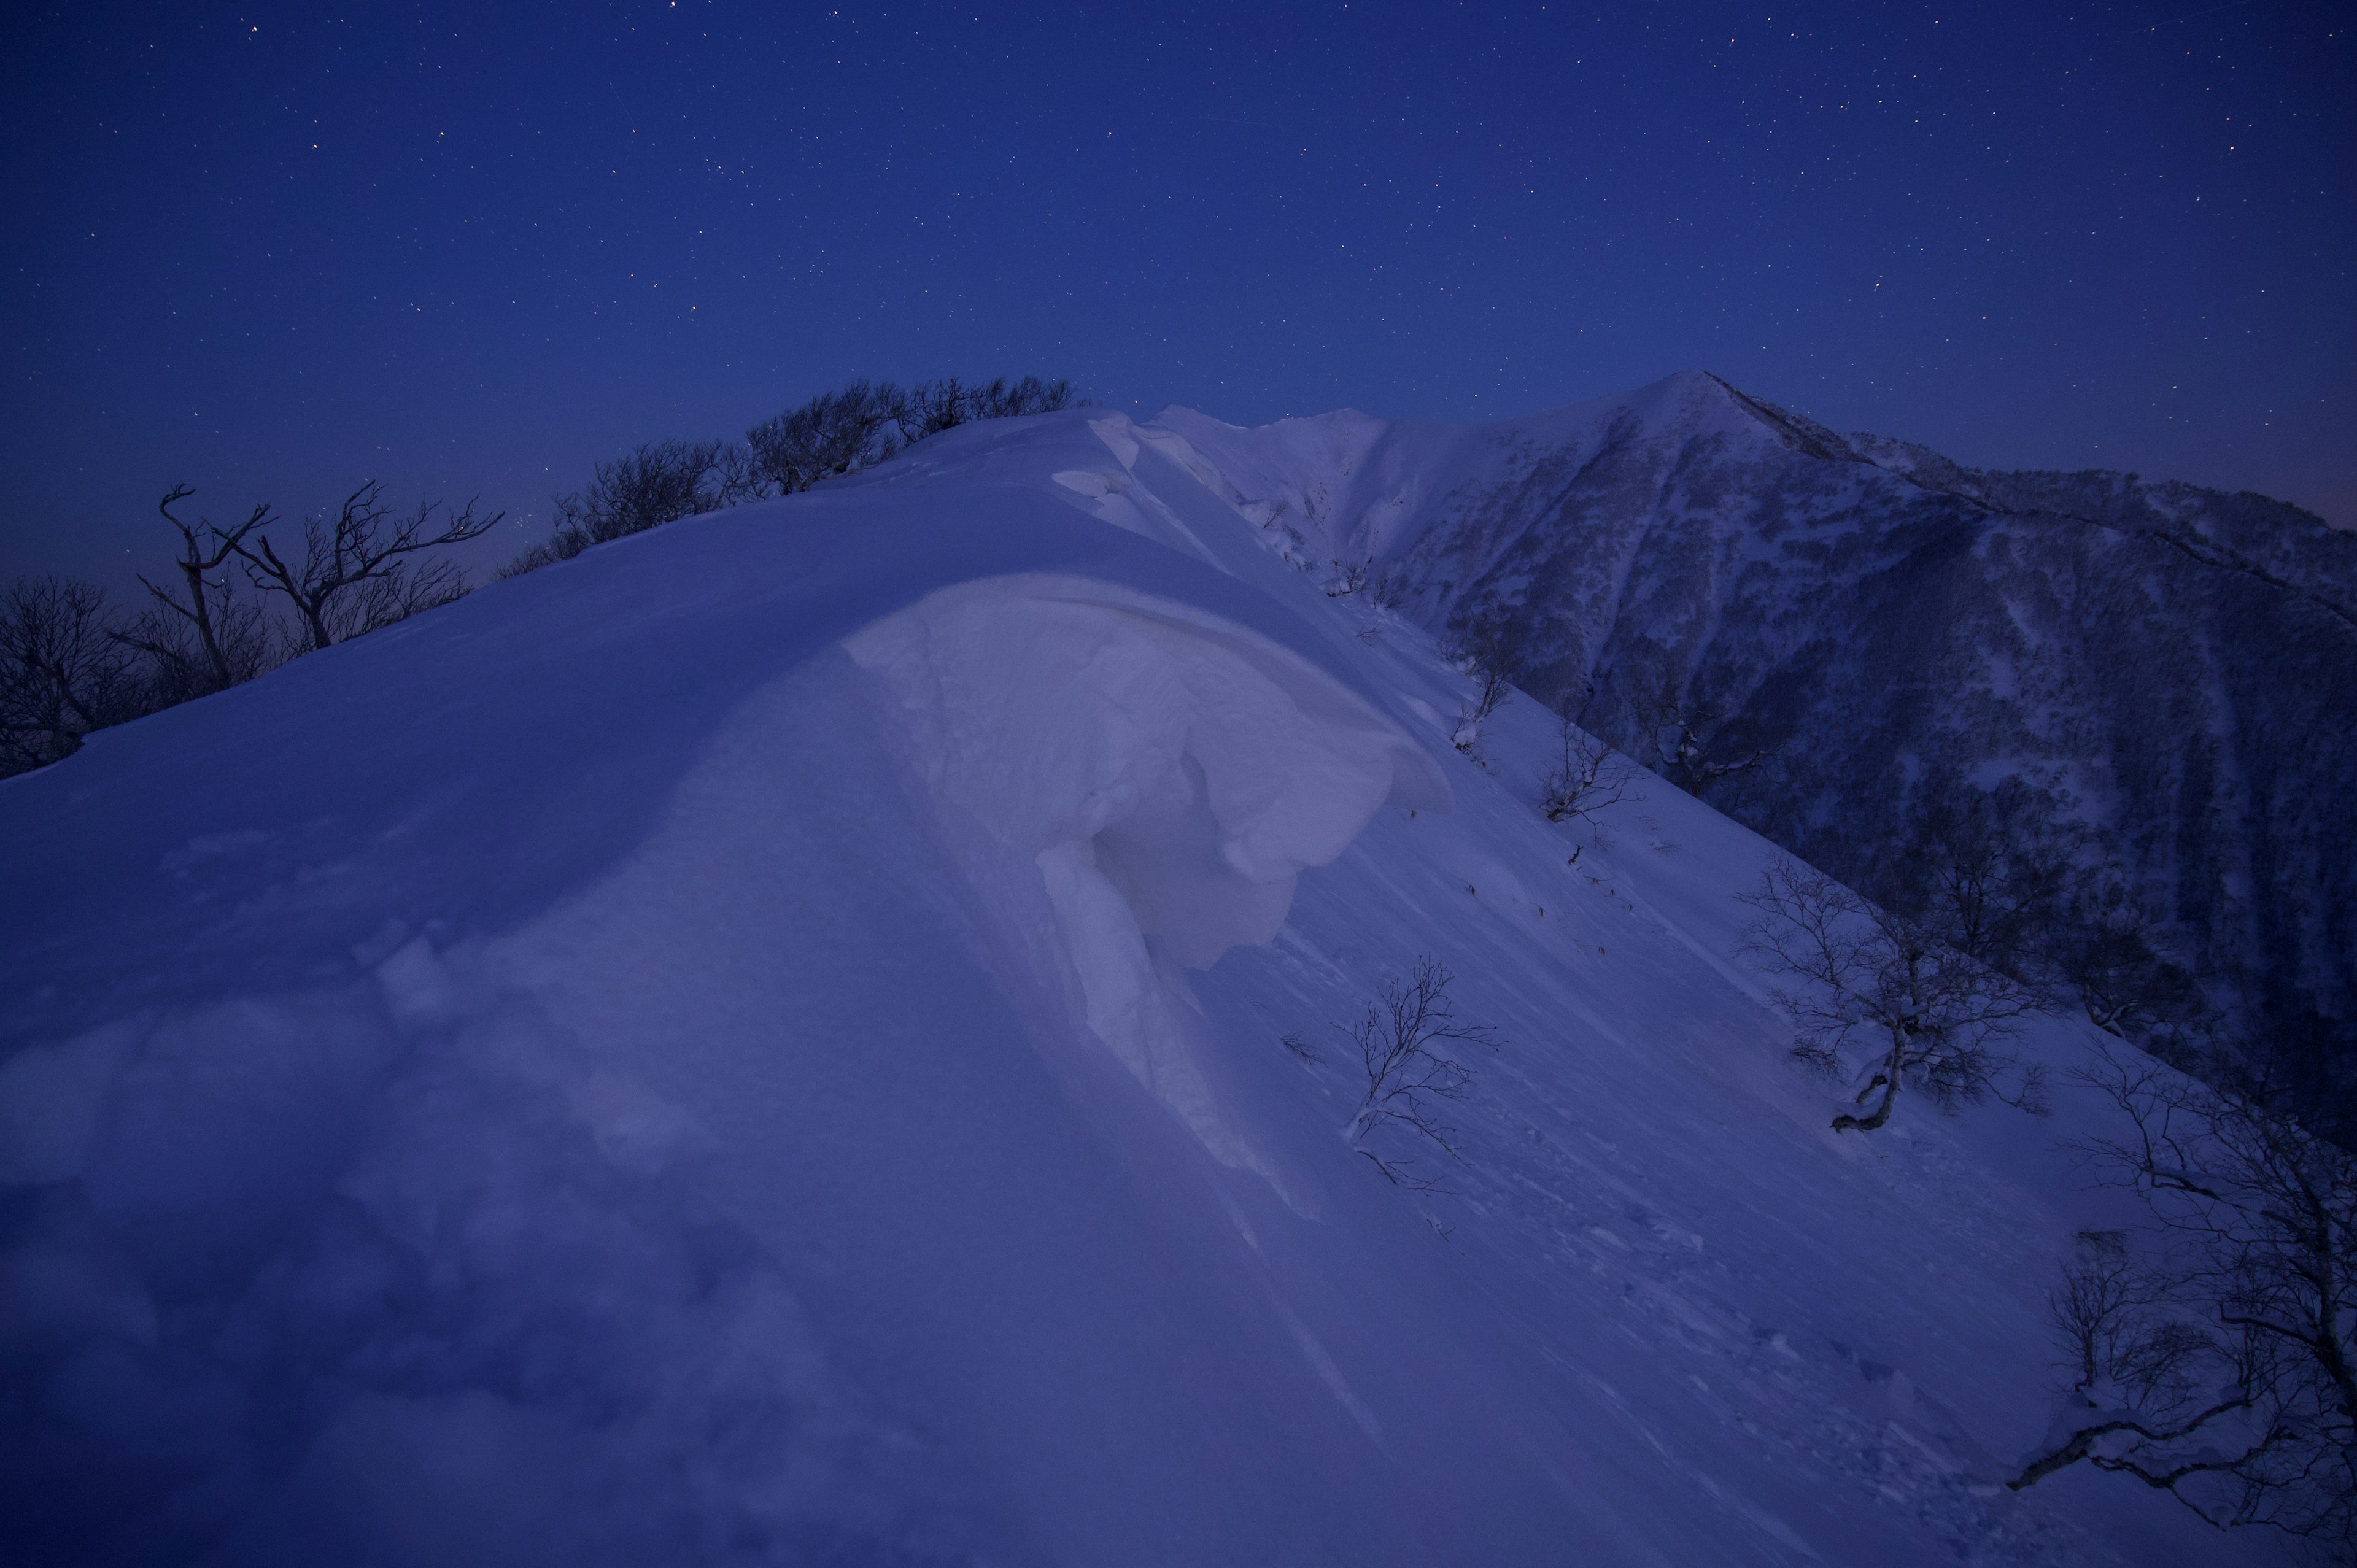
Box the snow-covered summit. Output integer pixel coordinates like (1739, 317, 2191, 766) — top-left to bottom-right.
(0, 403, 2275, 1564)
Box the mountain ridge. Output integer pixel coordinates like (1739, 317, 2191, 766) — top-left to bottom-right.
(1169, 374, 2357, 1049)
(0, 396, 2305, 1565)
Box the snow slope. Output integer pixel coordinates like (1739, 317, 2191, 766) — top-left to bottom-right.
(0, 407, 2277, 1565)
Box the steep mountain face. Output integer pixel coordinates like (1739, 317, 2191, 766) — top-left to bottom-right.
(1166, 374, 2357, 1033)
(0, 406, 2286, 1565)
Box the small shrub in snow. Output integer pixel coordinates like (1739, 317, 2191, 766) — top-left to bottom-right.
(743, 381, 903, 496)
(1445, 618, 1519, 763)
(1627, 670, 1776, 794)
(507, 440, 745, 575)
(1324, 558, 1370, 598)
(1540, 713, 1641, 847)
(1450, 668, 1511, 760)
(508, 376, 1080, 576)
(2035, 876, 2207, 1045)
(1739, 859, 2043, 1132)
(743, 376, 1078, 498)
(2010, 1043, 2357, 1550)
(888, 375, 1077, 442)
(1341, 957, 1501, 1186)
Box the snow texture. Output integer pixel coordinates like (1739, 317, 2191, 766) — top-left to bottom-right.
(0, 404, 2281, 1564)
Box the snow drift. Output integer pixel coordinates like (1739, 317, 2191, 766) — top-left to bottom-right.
(0, 405, 2277, 1564)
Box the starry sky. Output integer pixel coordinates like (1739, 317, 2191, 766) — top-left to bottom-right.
(4, 0, 2350, 588)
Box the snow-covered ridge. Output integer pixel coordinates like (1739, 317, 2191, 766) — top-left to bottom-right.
(0, 403, 2270, 1564)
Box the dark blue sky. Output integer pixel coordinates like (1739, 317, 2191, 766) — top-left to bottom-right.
(5, 0, 2350, 588)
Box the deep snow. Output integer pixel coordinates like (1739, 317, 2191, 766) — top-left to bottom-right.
(0, 406, 2280, 1564)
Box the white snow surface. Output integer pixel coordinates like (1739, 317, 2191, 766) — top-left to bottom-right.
(0, 406, 2273, 1565)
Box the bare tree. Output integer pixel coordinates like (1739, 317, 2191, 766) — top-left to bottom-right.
(1740, 859, 2043, 1132)
(1447, 618, 1519, 762)
(131, 485, 275, 694)
(1840, 775, 2216, 1087)
(745, 376, 1077, 496)
(505, 377, 1080, 575)
(1325, 558, 1371, 598)
(2037, 878, 2207, 1043)
(505, 439, 749, 575)
(234, 482, 495, 651)
(112, 595, 278, 708)
(1540, 710, 1642, 853)
(1886, 776, 2078, 975)
(745, 382, 905, 496)
(0, 577, 147, 774)
(887, 375, 1076, 444)
(1339, 957, 1503, 1186)
(2010, 1045, 2357, 1551)
(1624, 670, 1775, 794)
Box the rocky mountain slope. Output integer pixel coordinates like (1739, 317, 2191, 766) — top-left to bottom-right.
(1166, 374, 2357, 1049)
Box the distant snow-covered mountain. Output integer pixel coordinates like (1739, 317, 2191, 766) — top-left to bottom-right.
(1167, 371, 2357, 1039)
(0, 400, 2294, 1565)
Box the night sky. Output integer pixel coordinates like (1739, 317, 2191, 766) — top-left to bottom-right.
(5, 1, 2350, 590)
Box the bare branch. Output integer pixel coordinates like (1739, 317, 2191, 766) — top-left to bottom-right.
(137, 487, 276, 692)
(1624, 668, 1779, 794)
(1539, 712, 1643, 845)
(1740, 858, 2038, 1132)
(233, 481, 495, 650)
(1446, 617, 1519, 763)
(1339, 957, 1503, 1187)
(1, 576, 148, 774)
(2011, 1043, 2357, 1547)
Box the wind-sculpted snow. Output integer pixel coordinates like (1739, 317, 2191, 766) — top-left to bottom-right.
(0, 406, 2277, 1564)
(1173, 373, 2357, 1029)
(846, 577, 1444, 1174)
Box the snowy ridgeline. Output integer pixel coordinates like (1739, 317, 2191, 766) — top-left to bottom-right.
(0, 407, 2274, 1564)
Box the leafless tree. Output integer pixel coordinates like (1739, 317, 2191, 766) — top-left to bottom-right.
(886, 375, 1076, 444)
(1364, 567, 1409, 612)
(1339, 957, 1502, 1186)
(1740, 859, 2044, 1132)
(1540, 710, 1642, 851)
(1844, 776, 2213, 1083)
(1625, 670, 1776, 794)
(0, 576, 147, 774)
(234, 482, 495, 650)
(743, 376, 1078, 499)
(745, 382, 906, 496)
(2010, 1044, 2357, 1551)
(1325, 558, 1371, 598)
(1447, 618, 1519, 762)
(592, 438, 753, 525)
(130, 485, 276, 694)
(2037, 878, 2207, 1043)
(505, 440, 739, 575)
(1887, 776, 2078, 975)
(506, 377, 1080, 574)
(112, 595, 279, 707)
